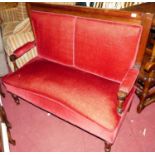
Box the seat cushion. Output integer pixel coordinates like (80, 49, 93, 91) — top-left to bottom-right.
(3, 57, 135, 142)
(3, 57, 130, 130)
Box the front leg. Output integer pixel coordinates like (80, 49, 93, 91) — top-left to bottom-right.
(104, 141, 112, 152)
(0, 106, 16, 146)
(0, 106, 12, 129)
(117, 91, 127, 114)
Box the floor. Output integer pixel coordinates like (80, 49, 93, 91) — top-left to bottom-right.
(1, 83, 155, 152)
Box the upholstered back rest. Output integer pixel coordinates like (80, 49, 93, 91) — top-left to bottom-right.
(75, 17, 142, 82)
(30, 11, 75, 65)
(30, 10, 142, 82)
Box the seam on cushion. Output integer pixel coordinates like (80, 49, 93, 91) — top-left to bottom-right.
(39, 55, 74, 68)
(34, 56, 121, 84)
(119, 68, 139, 93)
(77, 16, 143, 28)
(73, 16, 77, 66)
(121, 68, 139, 83)
(35, 56, 121, 84)
(74, 66, 121, 84)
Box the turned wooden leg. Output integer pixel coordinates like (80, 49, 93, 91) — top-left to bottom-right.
(117, 91, 127, 114)
(137, 75, 151, 113)
(104, 141, 112, 152)
(0, 106, 12, 129)
(7, 129, 16, 145)
(0, 106, 16, 146)
(135, 84, 143, 97)
(11, 94, 20, 105)
(137, 103, 145, 113)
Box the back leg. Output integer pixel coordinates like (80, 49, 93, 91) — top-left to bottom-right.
(11, 94, 20, 105)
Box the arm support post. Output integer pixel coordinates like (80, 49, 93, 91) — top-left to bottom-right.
(117, 68, 139, 114)
(117, 91, 127, 114)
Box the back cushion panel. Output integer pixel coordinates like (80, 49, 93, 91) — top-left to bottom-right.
(75, 17, 142, 82)
(30, 11, 75, 65)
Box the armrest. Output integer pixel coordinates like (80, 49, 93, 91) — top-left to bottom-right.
(119, 68, 139, 94)
(144, 62, 155, 72)
(10, 41, 35, 71)
(117, 68, 139, 114)
(10, 41, 36, 61)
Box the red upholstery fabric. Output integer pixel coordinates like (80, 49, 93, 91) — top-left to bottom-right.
(13, 41, 35, 58)
(75, 17, 142, 82)
(2, 57, 135, 143)
(30, 11, 76, 65)
(30, 11, 142, 82)
(119, 68, 139, 94)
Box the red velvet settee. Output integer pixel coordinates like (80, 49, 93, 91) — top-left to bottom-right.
(1, 3, 153, 151)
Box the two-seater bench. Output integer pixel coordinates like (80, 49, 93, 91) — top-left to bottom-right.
(1, 3, 153, 151)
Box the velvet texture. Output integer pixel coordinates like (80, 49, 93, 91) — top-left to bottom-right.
(3, 57, 135, 143)
(75, 17, 142, 82)
(2, 10, 142, 144)
(31, 11, 76, 65)
(13, 41, 35, 58)
(30, 11, 142, 80)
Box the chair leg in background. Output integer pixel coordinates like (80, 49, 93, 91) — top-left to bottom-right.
(137, 102, 145, 113)
(137, 76, 151, 113)
(127, 101, 133, 112)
